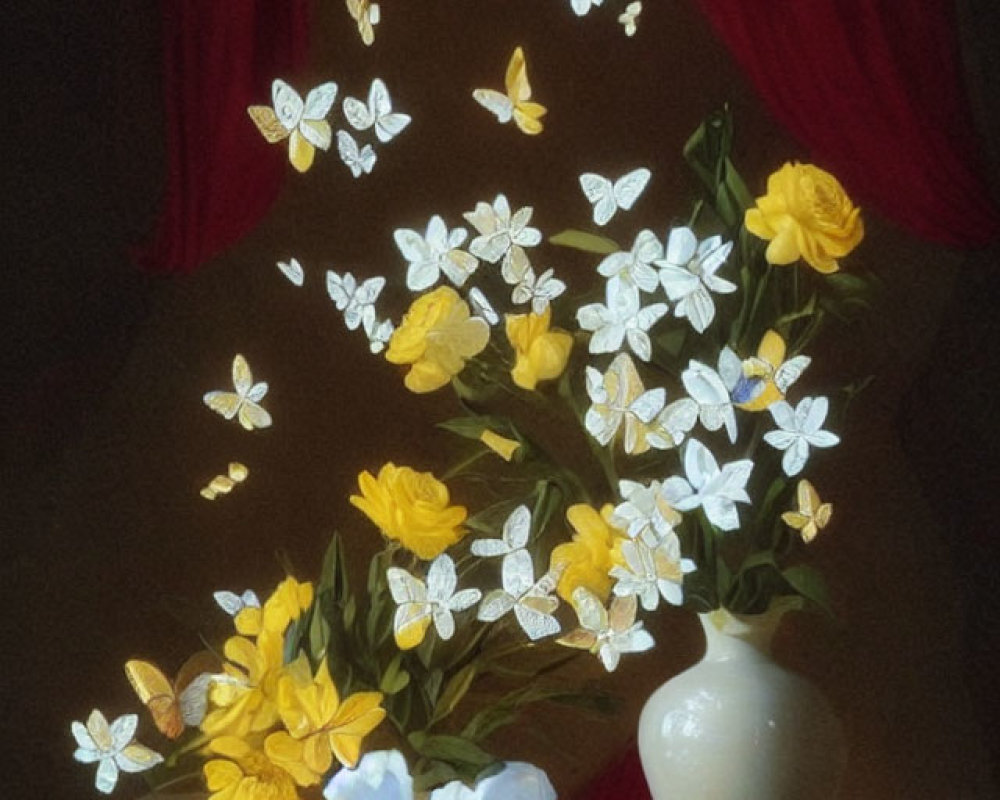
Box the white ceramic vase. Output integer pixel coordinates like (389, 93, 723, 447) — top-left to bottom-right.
(637, 606, 846, 800)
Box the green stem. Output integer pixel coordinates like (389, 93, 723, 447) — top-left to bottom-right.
(441, 448, 491, 482)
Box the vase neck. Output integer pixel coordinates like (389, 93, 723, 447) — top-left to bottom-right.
(698, 608, 784, 662)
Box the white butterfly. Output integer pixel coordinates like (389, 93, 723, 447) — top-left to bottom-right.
(618, 2, 642, 36)
(558, 588, 654, 672)
(386, 555, 482, 649)
(471, 504, 531, 558)
(276, 257, 304, 287)
(325, 270, 386, 331)
(511, 266, 567, 315)
(213, 589, 260, 617)
(363, 315, 395, 354)
(571, 0, 604, 16)
(394, 215, 479, 291)
(343, 78, 411, 143)
(576, 281, 668, 362)
(336, 129, 377, 177)
(579, 168, 651, 226)
(71, 709, 163, 795)
(467, 287, 499, 326)
(662, 438, 753, 532)
(203, 354, 272, 431)
(345, 0, 380, 46)
(610, 536, 695, 611)
(681, 348, 743, 443)
(477, 551, 562, 641)
(247, 79, 338, 173)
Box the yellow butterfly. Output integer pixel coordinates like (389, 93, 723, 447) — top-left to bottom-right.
(345, 0, 380, 46)
(781, 479, 833, 543)
(203, 354, 273, 431)
(247, 79, 338, 173)
(199, 462, 249, 500)
(124, 652, 221, 740)
(473, 46, 547, 135)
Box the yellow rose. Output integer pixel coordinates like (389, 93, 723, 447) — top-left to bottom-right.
(745, 162, 863, 274)
(386, 286, 490, 393)
(550, 504, 628, 605)
(505, 308, 573, 391)
(350, 463, 468, 559)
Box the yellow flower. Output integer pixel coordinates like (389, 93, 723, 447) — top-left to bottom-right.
(385, 286, 490, 393)
(505, 308, 573, 391)
(204, 736, 298, 800)
(479, 429, 521, 462)
(235, 576, 314, 638)
(265, 657, 385, 786)
(549, 504, 628, 605)
(745, 162, 863, 274)
(350, 463, 467, 559)
(201, 630, 284, 738)
(732, 330, 811, 413)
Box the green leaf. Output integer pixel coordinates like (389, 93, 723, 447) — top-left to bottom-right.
(412, 761, 460, 792)
(307, 602, 331, 664)
(461, 704, 522, 742)
(407, 732, 496, 767)
(431, 662, 477, 726)
(655, 325, 687, 358)
(342, 595, 357, 630)
(437, 416, 493, 441)
(379, 653, 411, 695)
(782, 565, 833, 616)
(423, 668, 444, 707)
(549, 229, 621, 254)
(530, 479, 563, 541)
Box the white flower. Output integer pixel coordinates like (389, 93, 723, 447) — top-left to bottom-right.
(467, 287, 499, 325)
(558, 588, 654, 672)
(323, 749, 413, 800)
(656, 227, 736, 333)
(570, 0, 604, 17)
(511, 265, 566, 314)
(71, 709, 162, 795)
(463, 194, 542, 268)
(612, 479, 682, 545)
(763, 396, 840, 477)
(596, 228, 662, 295)
(610, 536, 696, 610)
(584, 353, 665, 454)
(386, 555, 482, 644)
(394, 215, 479, 291)
(662, 439, 753, 531)
(644, 396, 699, 451)
(577, 282, 668, 362)
(430, 762, 556, 800)
(681, 347, 743, 444)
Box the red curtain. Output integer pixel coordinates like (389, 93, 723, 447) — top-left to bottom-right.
(697, 0, 999, 248)
(134, 1, 309, 274)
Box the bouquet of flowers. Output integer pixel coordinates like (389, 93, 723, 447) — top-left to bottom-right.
(71, 61, 870, 799)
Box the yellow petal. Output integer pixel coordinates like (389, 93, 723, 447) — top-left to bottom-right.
(288, 130, 315, 173)
(479, 430, 521, 462)
(204, 759, 242, 791)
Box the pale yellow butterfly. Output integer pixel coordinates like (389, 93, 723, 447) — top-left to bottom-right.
(199, 462, 250, 500)
(346, 0, 380, 46)
(473, 47, 547, 135)
(203, 355, 273, 430)
(781, 479, 833, 543)
(124, 652, 221, 740)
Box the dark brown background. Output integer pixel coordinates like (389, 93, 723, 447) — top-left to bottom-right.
(4, 1, 1000, 798)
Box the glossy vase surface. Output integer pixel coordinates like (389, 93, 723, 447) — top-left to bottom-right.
(637, 608, 845, 800)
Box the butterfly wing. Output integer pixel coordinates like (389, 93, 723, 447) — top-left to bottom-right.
(277, 258, 304, 286)
(473, 89, 514, 124)
(247, 106, 290, 143)
(271, 79, 304, 130)
(203, 391, 241, 421)
(369, 79, 411, 143)
(237, 401, 272, 431)
(612, 168, 651, 211)
(303, 81, 338, 122)
(124, 660, 182, 739)
(343, 94, 374, 132)
(579, 173, 616, 226)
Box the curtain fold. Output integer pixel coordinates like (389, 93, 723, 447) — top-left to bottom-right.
(696, 0, 999, 247)
(134, 0, 309, 274)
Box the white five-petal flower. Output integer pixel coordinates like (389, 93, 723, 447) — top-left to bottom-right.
(610, 536, 696, 610)
(577, 283, 668, 362)
(463, 194, 542, 271)
(612, 479, 682, 545)
(71, 709, 163, 795)
(394, 215, 480, 291)
(656, 227, 736, 333)
(596, 228, 663, 295)
(681, 347, 743, 444)
(764, 396, 840, 477)
(386, 555, 482, 644)
(662, 439, 753, 531)
(584, 353, 665, 454)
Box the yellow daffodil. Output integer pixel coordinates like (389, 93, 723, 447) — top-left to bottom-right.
(385, 286, 490, 393)
(732, 330, 810, 413)
(745, 162, 863, 274)
(201, 630, 284, 739)
(479, 429, 521, 462)
(234, 576, 314, 638)
(505, 308, 573, 390)
(350, 463, 468, 559)
(264, 657, 386, 786)
(550, 504, 628, 605)
(204, 736, 298, 800)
